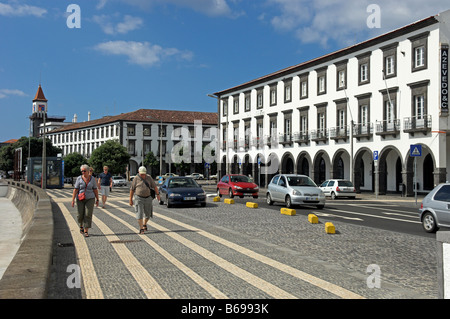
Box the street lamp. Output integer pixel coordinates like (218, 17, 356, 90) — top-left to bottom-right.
(342, 84, 354, 185)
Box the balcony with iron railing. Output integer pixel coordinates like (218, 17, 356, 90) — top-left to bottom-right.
(264, 135, 278, 147)
(375, 119, 400, 137)
(279, 134, 293, 146)
(403, 115, 432, 135)
(353, 122, 373, 140)
(310, 128, 328, 143)
(293, 131, 309, 144)
(329, 125, 349, 141)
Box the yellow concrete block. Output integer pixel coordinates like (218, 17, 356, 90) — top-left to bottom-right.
(325, 222, 335, 234)
(224, 198, 235, 204)
(308, 214, 319, 224)
(280, 208, 296, 216)
(246, 202, 258, 208)
(213, 196, 221, 202)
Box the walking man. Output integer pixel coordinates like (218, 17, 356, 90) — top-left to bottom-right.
(97, 166, 113, 208)
(129, 166, 160, 234)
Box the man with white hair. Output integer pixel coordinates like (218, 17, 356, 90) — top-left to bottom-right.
(129, 166, 160, 234)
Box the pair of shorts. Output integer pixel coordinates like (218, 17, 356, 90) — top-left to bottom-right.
(134, 195, 153, 219)
(100, 186, 110, 196)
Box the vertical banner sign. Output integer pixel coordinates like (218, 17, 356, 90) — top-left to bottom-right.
(442, 45, 449, 114)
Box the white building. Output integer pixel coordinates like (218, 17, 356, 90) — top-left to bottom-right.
(212, 10, 450, 195)
(47, 108, 218, 177)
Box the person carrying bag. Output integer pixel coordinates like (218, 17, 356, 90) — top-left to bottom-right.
(72, 164, 99, 237)
(129, 166, 160, 234)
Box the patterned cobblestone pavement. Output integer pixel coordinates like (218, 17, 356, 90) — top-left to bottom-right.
(46, 187, 438, 300)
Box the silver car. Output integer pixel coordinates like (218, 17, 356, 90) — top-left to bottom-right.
(319, 179, 356, 199)
(419, 183, 450, 233)
(266, 174, 325, 209)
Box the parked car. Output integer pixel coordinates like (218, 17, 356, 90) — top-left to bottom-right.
(217, 174, 259, 198)
(112, 176, 127, 187)
(188, 173, 204, 180)
(319, 179, 356, 199)
(419, 183, 450, 233)
(159, 176, 206, 208)
(267, 174, 325, 209)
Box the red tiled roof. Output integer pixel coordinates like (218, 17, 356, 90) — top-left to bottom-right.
(1, 139, 18, 144)
(33, 85, 47, 102)
(49, 108, 218, 133)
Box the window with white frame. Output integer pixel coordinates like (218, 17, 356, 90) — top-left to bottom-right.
(338, 70, 346, 88)
(415, 46, 425, 68)
(233, 96, 239, 114)
(316, 68, 327, 95)
(409, 32, 428, 72)
(385, 56, 395, 76)
(300, 115, 308, 134)
(244, 92, 251, 112)
(257, 88, 263, 109)
(360, 63, 368, 82)
(318, 76, 325, 93)
(270, 85, 277, 106)
(299, 74, 308, 99)
(415, 95, 425, 120)
(222, 100, 228, 117)
(284, 80, 292, 103)
(385, 100, 395, 125)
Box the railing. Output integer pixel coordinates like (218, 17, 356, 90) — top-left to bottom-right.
(375, 119, 400, 136)
(403, 115, 432, 133)
(279, 134, 293, 145)
(353, 122, 373, 137)
(310, 129, 328, 142)
(329, 126, 349, 140)
(293, 131, 309, 143)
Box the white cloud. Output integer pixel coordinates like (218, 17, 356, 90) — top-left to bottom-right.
(0, 89, 27, 99)
(118, 0, 234, 17)
(94, 40, 193, 67)
(93, 14, 143, 35)
(266, 0, 450, 47)
(0, 2, 47, 17)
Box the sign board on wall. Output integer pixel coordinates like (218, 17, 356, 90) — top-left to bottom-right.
(442, 45, 449, 114)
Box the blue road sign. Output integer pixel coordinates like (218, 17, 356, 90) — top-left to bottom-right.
(373, 151, 379, 161)
(410, 144, 422, 157)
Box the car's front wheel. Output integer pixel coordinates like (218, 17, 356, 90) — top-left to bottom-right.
(266, 193, 273, 205)
(422, 212, 438, 233)
(229, 188, 234, 198)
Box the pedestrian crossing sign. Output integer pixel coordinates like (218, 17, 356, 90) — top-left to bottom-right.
(410, 144, 422, 157)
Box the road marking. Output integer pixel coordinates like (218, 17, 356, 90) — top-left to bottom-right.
(92, 214, 170, 299)
(315, 212, 363, 221)
(114, 201, 297, 299)
(138, 203, 364, 299)
(102, 204, 228, 299)
(326, 207, 420, 224)
(57, 203, 104, 299)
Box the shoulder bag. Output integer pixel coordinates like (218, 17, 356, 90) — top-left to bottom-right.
(78, 176, 89, 201)
(139, 175, 155, 198)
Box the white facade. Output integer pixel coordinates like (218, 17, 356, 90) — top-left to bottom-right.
(213, 10, 450, 195)
(47, 109, 218, 177)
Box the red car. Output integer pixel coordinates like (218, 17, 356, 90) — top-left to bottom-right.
(217, 174, 259, 198)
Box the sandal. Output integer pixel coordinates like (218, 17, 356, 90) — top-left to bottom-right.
(143, 225, 147, 231)
(84, 231, 89, 237)
(139, 229, 145, 235)
(80, 227, 84, 234)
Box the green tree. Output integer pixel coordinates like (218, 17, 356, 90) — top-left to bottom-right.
(63, 152, 88, 178)
(143, 151, 159, 177)
(0, 136, 62, 172)
(88, 139, 130, 175)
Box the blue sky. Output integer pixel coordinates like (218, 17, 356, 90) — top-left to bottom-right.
(1, 0, 449, 142)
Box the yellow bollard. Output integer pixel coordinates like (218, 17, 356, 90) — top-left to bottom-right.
(224, 198, 235, 204)
(213, 196, 221, 202)
(325, 222, 335, 234)
(308, 214, 319, 224)
(280, 207, 296, 216)
(246, 202, 258, 208)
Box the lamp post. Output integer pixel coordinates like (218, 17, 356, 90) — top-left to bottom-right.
(42, 111, 47, 189)
(342, 85, 354, 185)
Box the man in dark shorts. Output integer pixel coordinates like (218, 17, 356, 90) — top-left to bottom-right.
(97, 166, 113, 208)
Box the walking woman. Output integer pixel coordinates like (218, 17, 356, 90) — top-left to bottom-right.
(72, 164, 99, 237)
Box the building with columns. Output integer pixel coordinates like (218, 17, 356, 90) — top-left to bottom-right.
(212, 10, 450, 195)
(46, 108, 218, 177)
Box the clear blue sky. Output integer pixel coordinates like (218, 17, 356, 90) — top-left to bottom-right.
(0, 0, 448, 142)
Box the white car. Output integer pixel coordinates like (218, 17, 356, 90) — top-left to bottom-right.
(188, 173, 204, 180)
(319, 179, 356, 199)
(112, 176, 127, 187)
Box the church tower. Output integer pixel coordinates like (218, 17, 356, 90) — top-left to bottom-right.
(29, 85, 48, 138)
